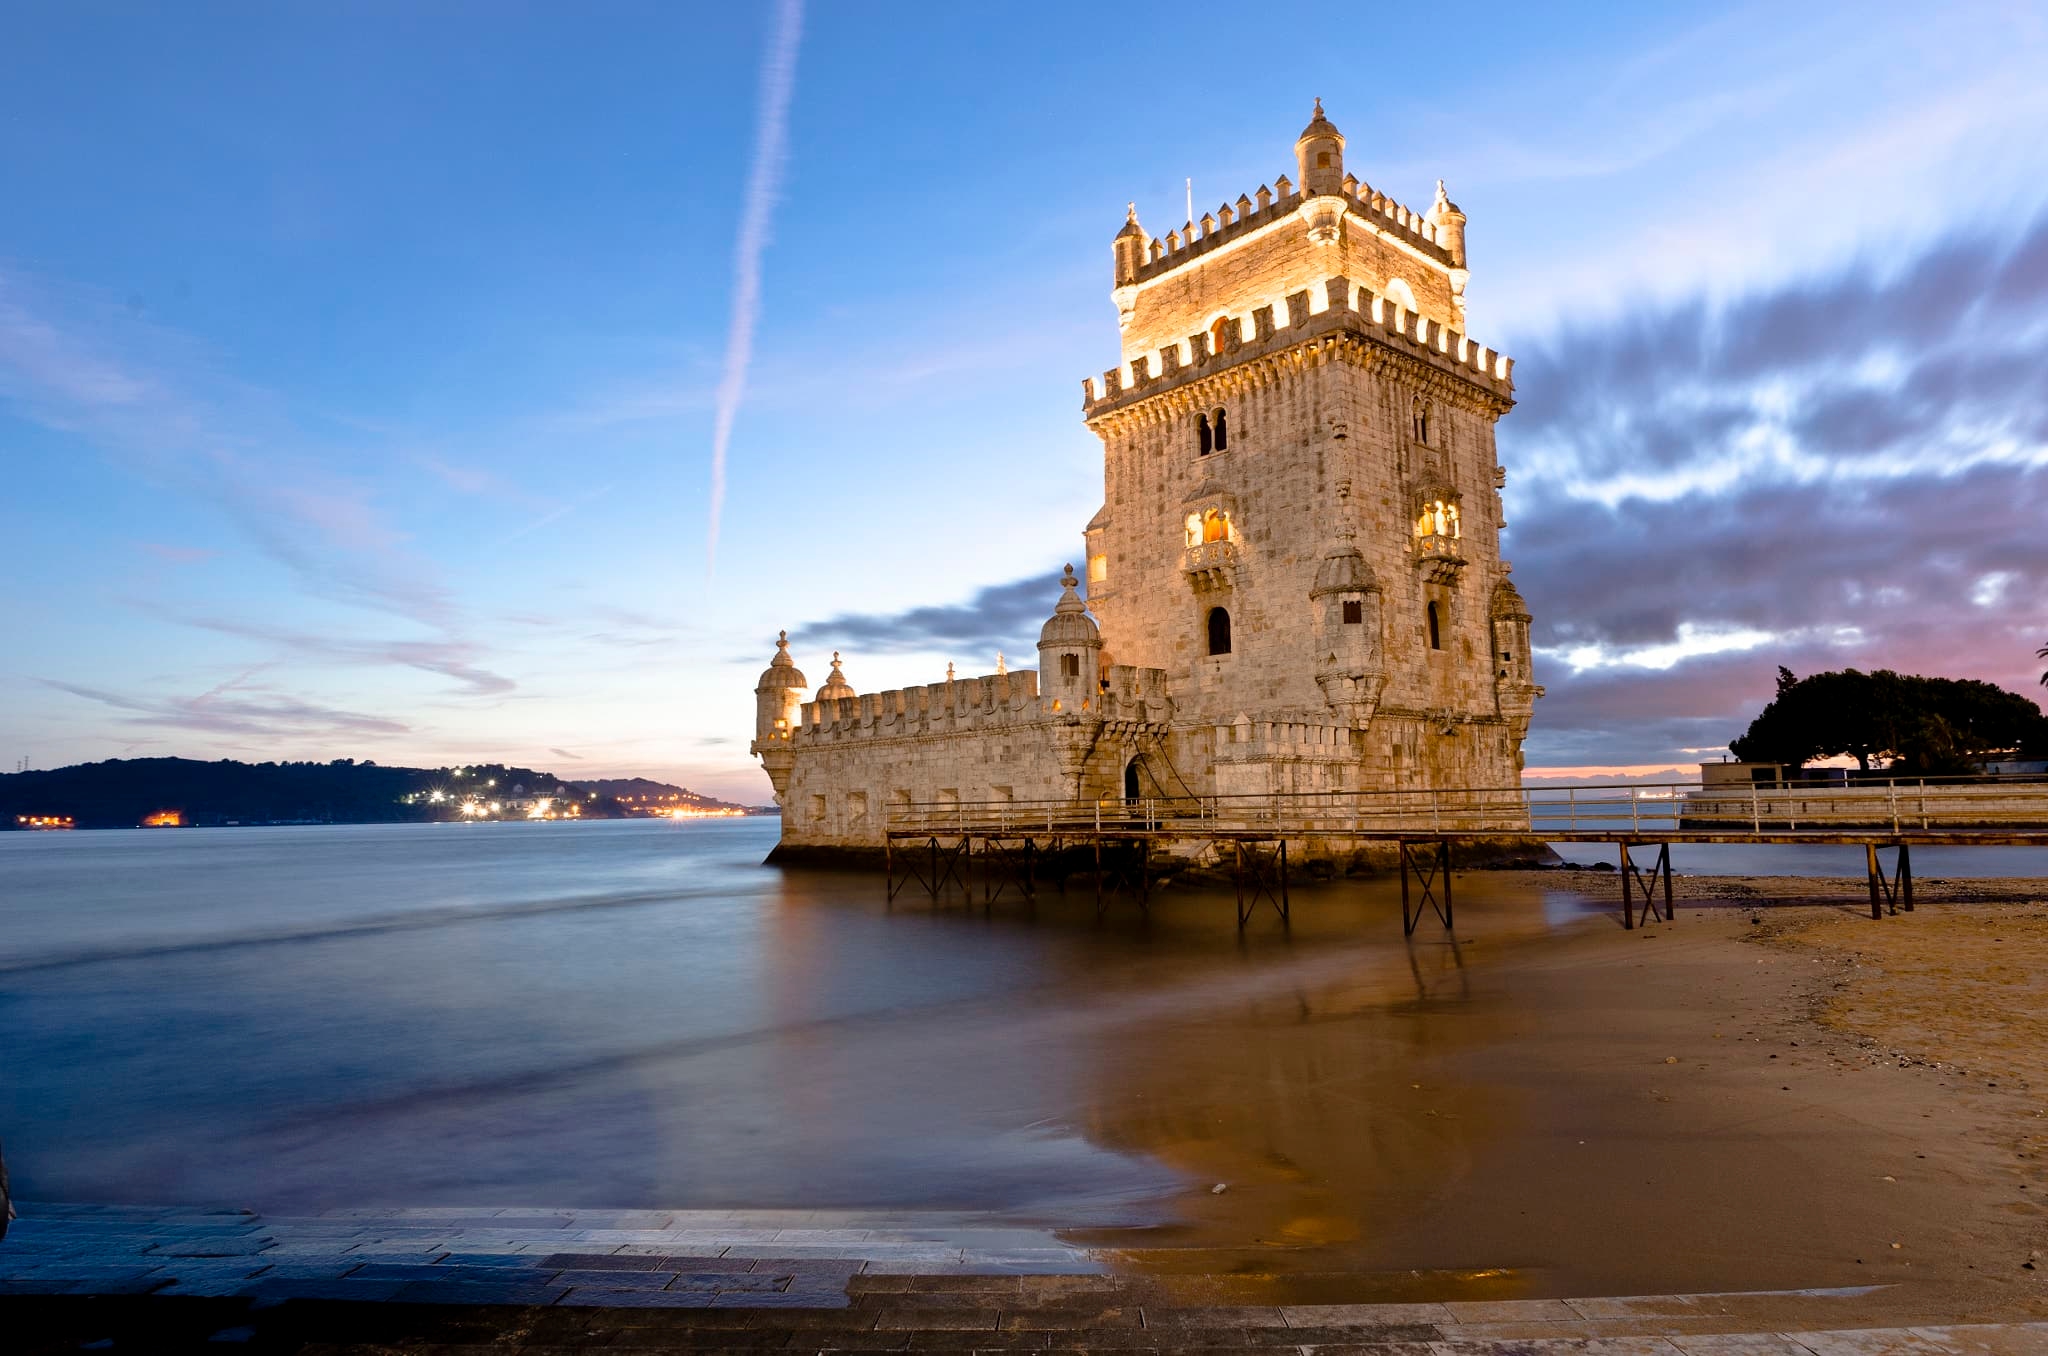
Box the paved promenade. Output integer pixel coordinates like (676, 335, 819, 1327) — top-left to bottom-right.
(2, 1203, 2043, 1353)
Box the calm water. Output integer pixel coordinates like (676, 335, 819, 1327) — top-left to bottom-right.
(1, 819, 2040, 1226)
(0, 818, 1563, 1220)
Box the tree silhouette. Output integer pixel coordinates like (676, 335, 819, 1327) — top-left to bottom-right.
(1732, 668, 2047, 774)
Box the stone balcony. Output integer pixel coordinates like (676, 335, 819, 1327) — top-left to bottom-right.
(1180, 539, 1238, 590)
(1414, 533, 1465, 584)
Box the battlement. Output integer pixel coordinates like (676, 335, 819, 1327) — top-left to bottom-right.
(795, 664, 1172, 747)
(799, 669, 1041, 742)
(1081, 275, 1513, 418)
(1129, 175, 1454, 290)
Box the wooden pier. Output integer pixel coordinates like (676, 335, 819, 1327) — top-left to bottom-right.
(882, 776, 2048, 931)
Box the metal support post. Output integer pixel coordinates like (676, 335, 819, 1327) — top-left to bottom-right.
(1620, 841, 1673, 928)
(1866, 841, 1913, 918)
(1400, 839, 1453, 936)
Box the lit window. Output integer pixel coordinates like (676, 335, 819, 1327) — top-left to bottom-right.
(1202, 508, 1229, 544)
(1087, 553, 1108, 583)
(1414, 500, 1460, 538)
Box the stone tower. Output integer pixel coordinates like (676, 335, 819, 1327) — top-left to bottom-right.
(1078, 101, 1540, 798)
(751, 102, 1539, 861)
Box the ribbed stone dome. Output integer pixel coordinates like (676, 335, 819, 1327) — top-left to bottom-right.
(1037, 565, 1102, 650)
(1490, 577, 1531, 620)
(814, 652, 855, 702)
(756, 631, 807, 691)
(1310, 543, 1379, 598)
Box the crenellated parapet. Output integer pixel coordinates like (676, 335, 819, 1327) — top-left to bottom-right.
(1081, 275, 1513, 427)
(798, 669, 1041, 743)
(1128, 173, 1456, 290)
(793, 663, 1175, 748)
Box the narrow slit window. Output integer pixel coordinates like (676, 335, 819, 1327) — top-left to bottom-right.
(1207, 606, 1232, 656)
(1198, 413, 1213, 455)
(1427, 602, 1442, 650)
(1212, 408, 1228, 450)
(1060, 653, 1080, 680)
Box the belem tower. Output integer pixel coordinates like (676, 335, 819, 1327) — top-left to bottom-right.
(752, 102, 1543, 864)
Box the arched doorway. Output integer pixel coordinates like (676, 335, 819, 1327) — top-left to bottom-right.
(1124, 759, 1141, 801)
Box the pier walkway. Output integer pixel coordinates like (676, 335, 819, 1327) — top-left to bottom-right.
(883, 776, 2048, 930)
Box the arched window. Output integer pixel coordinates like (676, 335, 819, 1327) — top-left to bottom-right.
(1427, 601, 1442, 650)
(1201, 507, 1229, 544)
(1412, 397, 1430, 444)
(1209, 316, 1230, 356)
(1212, 408, 1228, 450)
(1207, 606, 1233, 656)
(1198, 413, 1213, 456)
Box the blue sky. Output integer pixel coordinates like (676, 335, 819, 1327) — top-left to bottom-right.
(4, 1, 2045, 801)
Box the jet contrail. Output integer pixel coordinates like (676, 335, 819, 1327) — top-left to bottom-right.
(706, 0, 804, 573)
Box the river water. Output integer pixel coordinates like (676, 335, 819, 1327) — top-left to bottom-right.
(2, 819, 2041, 1248)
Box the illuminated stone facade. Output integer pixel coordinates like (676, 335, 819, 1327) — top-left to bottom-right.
(753, 103, 1541, 856)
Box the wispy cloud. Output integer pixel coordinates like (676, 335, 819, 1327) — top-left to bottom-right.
(549, 746, 583, 761)
(183, 616, 516, 697)
(705, 0, 803, 573)
(42, 678, 410, 740)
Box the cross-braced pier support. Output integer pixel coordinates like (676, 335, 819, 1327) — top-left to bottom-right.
(1399, 838, 1453, 936)
(885, 835, 969, 903)
(1866, 841, 1912, 918)
(1232, 839, 1289, 927)
(1093, 837, 1150, 918)
(1619, 841, 1675, 929)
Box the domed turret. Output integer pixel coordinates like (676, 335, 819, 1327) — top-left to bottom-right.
(1037, 564, 1102, 704)
(1112, 202, 1147, 288)
(814, 652, 855, 705)
(750, 630, 808, 800)
(1426, 179, 1466, 263)
(1426, 178, 1470, 319)
(1310, 484, 1386, 730)
(1294, 97, 1346, 198)
(1311, 542, 1378, 598)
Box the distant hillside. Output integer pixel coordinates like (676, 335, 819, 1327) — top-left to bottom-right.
(569, 777, 731, 806)
(1, 757, 762, 830)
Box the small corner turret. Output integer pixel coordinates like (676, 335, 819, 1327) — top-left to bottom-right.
(1294, 97, 1346, 197)
(1036, 564, 1103, 709)
(751, 630, 808, 802)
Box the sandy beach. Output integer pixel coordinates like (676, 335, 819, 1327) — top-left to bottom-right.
(1066, 877, 2048, 1322)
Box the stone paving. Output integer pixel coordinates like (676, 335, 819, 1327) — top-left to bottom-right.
(1, 1203, 2043, 1353)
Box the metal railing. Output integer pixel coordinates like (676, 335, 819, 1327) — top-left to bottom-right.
(883, 775, 2048, 840)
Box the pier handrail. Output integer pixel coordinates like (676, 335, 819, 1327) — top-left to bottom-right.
(882, 774, 2048, 839)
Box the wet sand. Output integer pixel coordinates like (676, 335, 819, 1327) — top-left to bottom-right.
(1067, 877, 2048, 1319)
